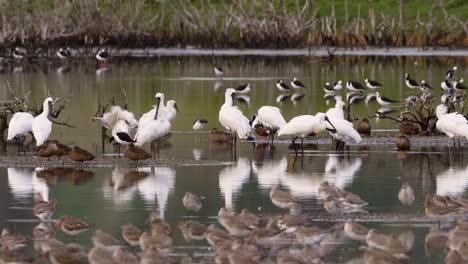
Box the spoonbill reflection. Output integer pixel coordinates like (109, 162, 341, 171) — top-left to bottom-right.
(103, 167, 140, 206)
(8, 168, 49, 202)
(252, 157, 287, 189)
(137, 167, 175, 219)
(323, 155, 362, 190)
(280, 168, 322, 198)
(219, 158, 251, 208)
(436, 165, 468, 196)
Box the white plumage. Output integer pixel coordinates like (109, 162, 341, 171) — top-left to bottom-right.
(327, 117, 362, 143)
(218, 88, 251, 139)
(164, 100, 178, 122)
(7, 112, 33, 140)
(32, 97, 54, 146)
(111, 120, 134, 145)
(96, 106, 138, 130)
(139, 93, 167, 128)
(251, 106, 286, 131)
(326, 99, 345, 119)
(134, 119, 171, 147)
(134, 100, 171, 146)
(436, 104, 468, 139)
(277, 113, 329, 138)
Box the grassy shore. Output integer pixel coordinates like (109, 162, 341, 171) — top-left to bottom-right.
(0, 0, 466, 50)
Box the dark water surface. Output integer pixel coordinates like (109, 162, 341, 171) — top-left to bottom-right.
(0, 55, 467, 263)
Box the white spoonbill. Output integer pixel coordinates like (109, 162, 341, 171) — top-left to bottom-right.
(326, 99, 345, 119)
(134, 100, 171, 154)
(327, 116, 362, 151)
(95, 105, 138, 131)
(7, 112, 34, 154)
(32, 97, 54, 146)
(138, 93, 170, 127)
(164, 100, 179, 122)
(219, 88, 251, 141)
(277, 113, 337, 155)
(251, 106, 286, 145)
(435, 104, 468, 147)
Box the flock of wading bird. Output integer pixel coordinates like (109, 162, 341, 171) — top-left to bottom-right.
(4, 177, 468, 263)
(2, 49, 468, 263)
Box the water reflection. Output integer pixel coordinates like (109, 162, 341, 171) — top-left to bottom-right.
(436, 165, 468, 196)
(323, 155, 362, 189)
(8, 168, 49, 202)
(219, 158, 251, 208)
(137, 167, 175, 218)
(252, 157, 287, 188)
(103, 166, 175, 218)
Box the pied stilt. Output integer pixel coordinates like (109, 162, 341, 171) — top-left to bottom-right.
(346, 81, 365, 92)
(375, 92, 398, 106)
(440, 80, 453, 91)
(32, 97, 54, 147)
(324, 82, 334, 93)
(13, 47, 26, 60)
(57, 47, 72, 60)
(214, 66, 224, 78)
(192, 119, 208, 131)
(419, 80, 433, 90)
(236, 83, 251, 94)
(446, 66, 457, 80)
(291, 77, 305, 89)
(364, 79, 383, 89)
(333, 80, 343, 91)
(96, 49, 109, 67)
(276, 80, 292, 93)
(405, 73, 419, 89)
(453, 79, 467, 91)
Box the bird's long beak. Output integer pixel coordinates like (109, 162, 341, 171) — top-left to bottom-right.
(174, 103, 180, 113)
(154, 98, 161, 120)
(231, 92, 236, 106)
(325, 116, 337, 133)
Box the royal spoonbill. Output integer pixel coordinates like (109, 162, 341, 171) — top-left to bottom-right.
(7, 112, 34, 154)
(32, 97, 54, 146)
(251, 106, 286, 145)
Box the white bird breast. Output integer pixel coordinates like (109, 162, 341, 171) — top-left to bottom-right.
(32, 115, 52, 146)
(135, 120, 171, 146)
(219, 106, 251, 139)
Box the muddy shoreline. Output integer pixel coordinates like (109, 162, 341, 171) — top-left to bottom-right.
(0, 136, 463, 168)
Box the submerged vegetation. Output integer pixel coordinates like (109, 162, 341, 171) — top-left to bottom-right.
(0, 0, 466, 50)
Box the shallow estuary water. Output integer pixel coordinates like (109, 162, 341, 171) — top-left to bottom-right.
(0, 55, 467, 263)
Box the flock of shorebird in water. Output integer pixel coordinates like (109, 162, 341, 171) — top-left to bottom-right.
(3, 177, 468, 263)
(2, 48, 468, 263)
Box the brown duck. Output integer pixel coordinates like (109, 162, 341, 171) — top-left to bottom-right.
(209, 128, 233, 143)
(123, 144, 151, 164)
(54, 141, 72, 159)
(69, 146, 95, 165)
(357, 118, 371, 136)
(36, 140, 60, 158)
(395, 135, 411, 151)
(399, 117, 420, 136)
